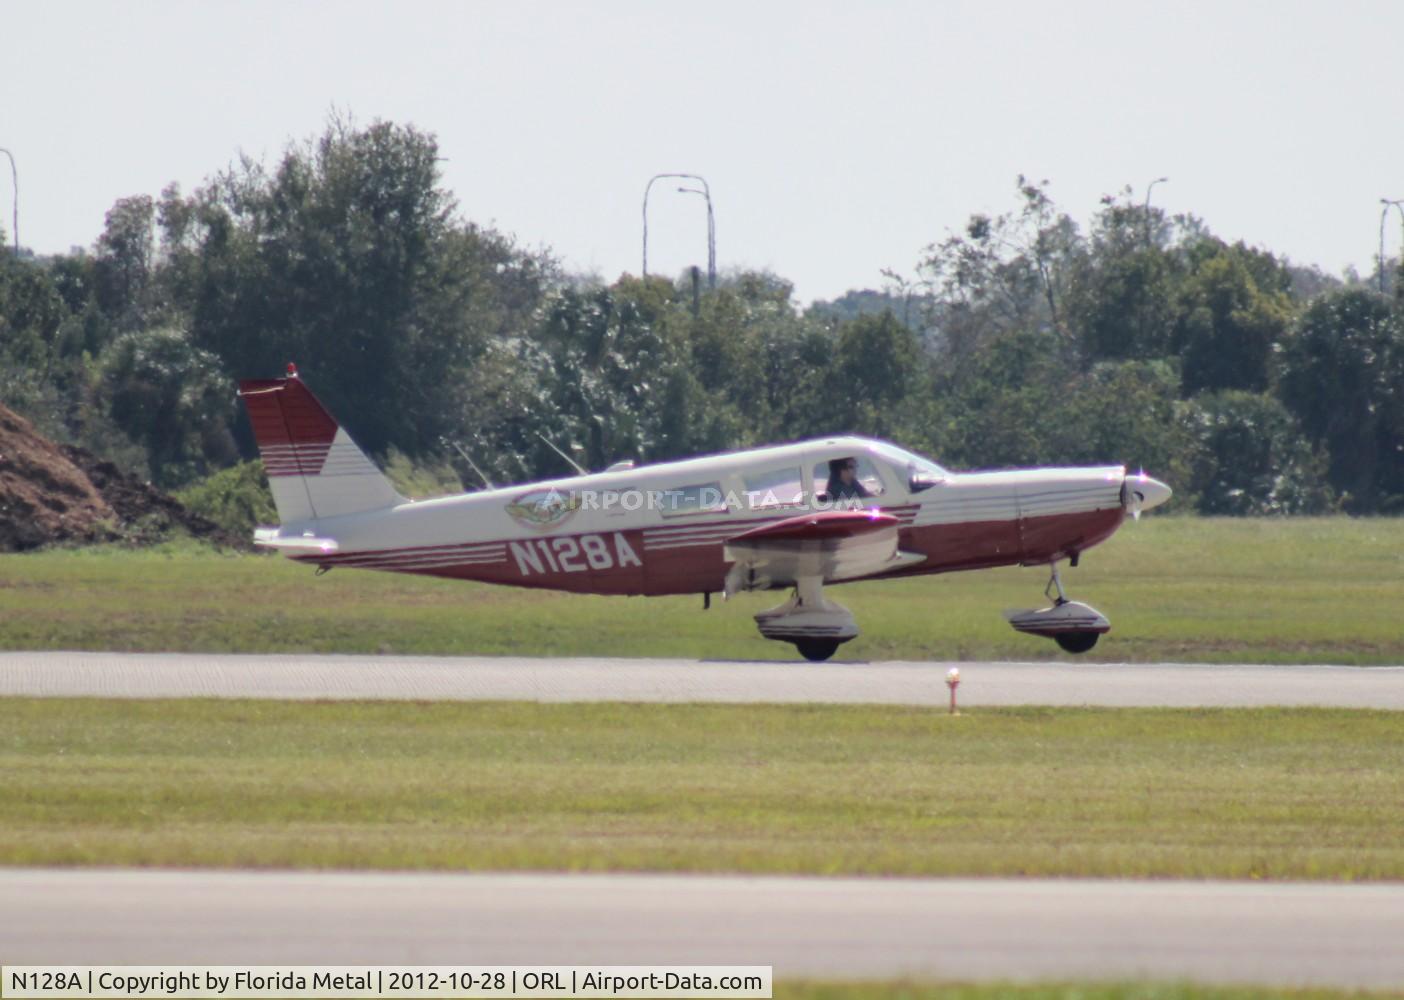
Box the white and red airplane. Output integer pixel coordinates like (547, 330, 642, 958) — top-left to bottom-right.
(238, 366, 1171, 661)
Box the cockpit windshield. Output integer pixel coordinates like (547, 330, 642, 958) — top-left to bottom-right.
(869, 442, 949, 493)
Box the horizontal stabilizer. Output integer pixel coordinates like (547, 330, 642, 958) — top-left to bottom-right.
(252, 530, 340, 554)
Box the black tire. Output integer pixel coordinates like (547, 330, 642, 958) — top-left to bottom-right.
(1055, 631, 1100, 654)
(795, 638, 841, 662)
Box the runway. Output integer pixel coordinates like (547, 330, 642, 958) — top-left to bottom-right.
(3, 869, 1403, 988)
(4, 661, 1402, 990)
(0, 651, 1402, 707)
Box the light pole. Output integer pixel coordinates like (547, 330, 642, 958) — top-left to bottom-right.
(1379, 198, 1404, 294)
(676, 185, 716, 289)
(0, 147, 16, 256)
(1143, 176, 1168, 244)
(642, 173, 715, 289)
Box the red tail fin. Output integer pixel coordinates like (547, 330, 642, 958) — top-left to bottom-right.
(237, 370, 402, 525)
(238, 375, 339, 479)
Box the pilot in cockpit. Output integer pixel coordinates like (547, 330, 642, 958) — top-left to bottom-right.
(824, 457, 871, 502)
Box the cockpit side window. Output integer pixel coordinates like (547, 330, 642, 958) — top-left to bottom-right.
(812, 455, 886, 504)
(743, 466, 806, 510)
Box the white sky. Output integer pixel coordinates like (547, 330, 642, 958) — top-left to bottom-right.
(5, 0, 1403, 303)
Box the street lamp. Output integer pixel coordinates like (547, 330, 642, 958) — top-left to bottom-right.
(676, 185, 716, 289)
(1143, 176, 1169, 244)
(1379, 198, 1404, 294)
(0, 147, 16, 256)
(642, 172, 716, 289)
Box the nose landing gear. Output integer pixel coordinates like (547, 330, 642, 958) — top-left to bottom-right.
(1004, 562, 1110, 654)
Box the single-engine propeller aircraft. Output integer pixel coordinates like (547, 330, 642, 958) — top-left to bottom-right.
(238, 366, 1171, 661)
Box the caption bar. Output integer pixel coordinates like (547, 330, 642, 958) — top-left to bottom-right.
(1, 967, 772, 999)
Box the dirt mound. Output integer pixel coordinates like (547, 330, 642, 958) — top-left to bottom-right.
(0, 405, 115, 550)
(60, 445, 245, 549)
(0, 402, 244, 551)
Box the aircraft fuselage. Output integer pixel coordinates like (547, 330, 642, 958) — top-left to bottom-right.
(279, 436, 1131, 597)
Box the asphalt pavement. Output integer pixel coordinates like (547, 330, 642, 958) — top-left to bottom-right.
(1, 651, 1402, 707)
(3, 869, 1403, 988)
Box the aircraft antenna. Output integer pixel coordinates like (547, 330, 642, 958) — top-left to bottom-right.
(443, 438, 496, 490)
(537, 433, 588, 476)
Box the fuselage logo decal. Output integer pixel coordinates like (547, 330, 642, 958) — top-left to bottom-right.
(505, 489, 581, 531)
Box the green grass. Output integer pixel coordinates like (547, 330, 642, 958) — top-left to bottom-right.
(776, 983, 1404, 1000)
(2, 517, 1404, 663)
(3, 699, 1402, 879)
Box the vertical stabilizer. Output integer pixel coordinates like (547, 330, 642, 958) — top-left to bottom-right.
(237, 367, 404, 525)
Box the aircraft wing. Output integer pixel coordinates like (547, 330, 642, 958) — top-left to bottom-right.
(722, 509, 924, 596)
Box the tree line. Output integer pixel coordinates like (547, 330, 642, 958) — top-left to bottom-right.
(2, 117, 1403, 519)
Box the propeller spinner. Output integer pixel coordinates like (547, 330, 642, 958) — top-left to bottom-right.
(1122, 469, 1173, 519)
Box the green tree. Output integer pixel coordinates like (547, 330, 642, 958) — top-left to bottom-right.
(1063, 191, 1183, 364)
(752, 315, 835, 442)
(927, 331, 1075, 469)
(531, 277, 684, 471)
(0, 256, 65, 375)
(1188, 391, 1334, 515)
(685, 270, 836, 447)
(914, 177, 1082, 357)
(1278, 289, 1404, 511)
(99, 327, 238, 486)
(0, 253, 81, 433)
(174, 460, 277, 536)
(1173, 241, 1293, 395)
(163, 116, 552, 459)
(818, 311, 925, 440)
(922, 332, 1197, 495)
(94, 195, 155, 330)
(1050, 359, 1198, 500)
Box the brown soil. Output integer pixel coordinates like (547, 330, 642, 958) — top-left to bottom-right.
(0, 402, 243, 551)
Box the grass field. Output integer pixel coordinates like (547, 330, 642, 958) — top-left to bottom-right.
(3, 699, 1401, 879)
(2, 517, 1404, 663)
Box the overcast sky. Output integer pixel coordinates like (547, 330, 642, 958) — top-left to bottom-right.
(5, 0, 1403, 302)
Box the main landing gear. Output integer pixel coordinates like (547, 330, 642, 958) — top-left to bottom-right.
(1003, 562, 1110, 654)
(754, 576, 857, 663)
(795, 638, 842, 663)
